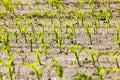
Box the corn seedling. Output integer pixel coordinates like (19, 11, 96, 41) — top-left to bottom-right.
(2, 0, 15, 12)
(106, 68, 120, 75)
(58, 35, 64, 53)
(23, 60, 46, 80)
(85, 22, 92, 44)
(21, 24, 28, 43)
(57, 11, 62, 32)
(0, 58, 15, 80)
(106, 0, 110, 8)
(27, 2, 32, 10)
(2, 9, 8, 26)
(74, 0, 85, 9)
(0, 74, 3, 80)
(17, 50, 26, 63)
(48, 11, 54, 24)
(29, 32, 37, 52)
(19, 0, 23, 10)
(68, 27, 74, 43)
(41, 19, 47, 34)
(13, 30, 18, 43)
(92, 20, 99, 34)
(73, 73, 93, 80)
(31, 49, 43, 65)
(108, 52, 120, 68)
(113, 27, 120, 48)
(29, 19, 35, 33)
(86, 49, 96, 67)
(73, 10, 80, 29)
(39, 32, 45, 44)
(80, 10, 86, 27)
(51, 60, 64, 80)
(54, 29, 59, 43)
(49, 0, 63, 9)
(42, 43, 49, 59)
(35, 0, 39, 5)
(65, 21, 70, 33)
(99, 68, 105, 80)
(70, 45, 85, 67)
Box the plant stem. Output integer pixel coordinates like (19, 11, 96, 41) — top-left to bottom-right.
(37, 55, 42, 65)
(30, 38, 33, 52)
(115, 58, 119, 68)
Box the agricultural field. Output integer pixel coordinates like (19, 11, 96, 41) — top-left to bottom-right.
(0, 0, 120, 80)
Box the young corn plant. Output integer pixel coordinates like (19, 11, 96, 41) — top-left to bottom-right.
(31, 49, 43, 65)
(108, 52, 119, 68)
(85, 22, 92, 44)
(22, 60, 46, 80)
(74, 0, 85, 9)
(21, 24, 29, 43)
(39, 32, 45, 45)
(0, 58, 15, 80)
(54, 29, 59, 43)
(73, 73, 93, 80)
(2, 9, 8, 26)
(17, 50, 26, 63)
(40, 19, 46, 34)
(95, 52, 106, 66)
(65, 21, 70, 33)
(100, 8, 107, 21)
(106, 67, 120, 75)
(1, 28, 12, 56)
(35, 0, 39, 7)
(49, 0, 63, 9)
(0, 74, 3, 80)
(41, 43, 49, 59)
(15, 17, 22, 34)
(104, 10, 112, 34)
(27, 2, 32, 10)
(48, 12, 54, 24)
(92, 20, 99, 34)
(2, 0, 15, 12)
(29, 19, 35, 33)
(57, 11, 62, 32)
(106, 0, 110, 8)
(113, 27, 120, 48)
(58, 35, 64, 54)
(68, 27, 74, 43)
(54, 28, 64, 53)
(35, 0, 38, 4)
(29, 32, 36, 52)
(69, 45, 85, 67)
(13, 30, 18, 43)
(99, 67, 105, 80)
(19, 0, 23, 10)
(73, 10, 80, 29)
(80, 10, 86, 27)
(2, 27, 10, 47)
(38, 32, 50, 58)
(86, 48, 96, 67)
(51, 60, 64, 80)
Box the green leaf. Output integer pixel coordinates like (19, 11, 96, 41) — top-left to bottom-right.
(38, 65, 46, 77)
(0, 59, 6, 67)
(99, 68, 105, 76)
(74, 74, 93, 80)
(107, 68, 120, 75)
(78, 47, 85, 56)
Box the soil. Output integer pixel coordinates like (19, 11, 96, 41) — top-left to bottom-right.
(0, 0, 120, 80)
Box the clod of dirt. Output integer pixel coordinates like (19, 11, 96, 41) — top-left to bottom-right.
(48, 78, 51, 80)
(30, 71, 35, 75)
(88, 46, 92, 49)
(85, 58, 88, 61)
